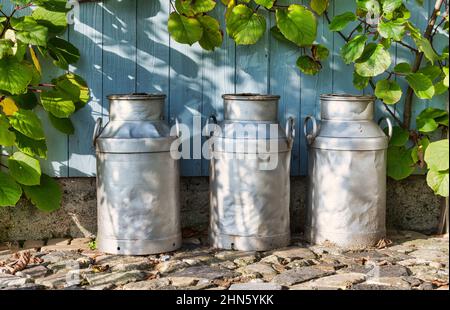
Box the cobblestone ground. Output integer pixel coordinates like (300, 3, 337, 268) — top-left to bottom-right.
(0, 230, 448, 290)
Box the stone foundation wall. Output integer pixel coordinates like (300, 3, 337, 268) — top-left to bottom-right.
(0, 176, 442, 241)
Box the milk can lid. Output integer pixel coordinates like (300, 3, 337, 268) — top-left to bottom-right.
(222, 93, 280, 101)
(107, 93, 166, 100)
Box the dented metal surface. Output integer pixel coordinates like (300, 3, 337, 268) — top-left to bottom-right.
(209, 94, 294, 251)
(305, 94, 391, 248)
(95, 94, 181, 255)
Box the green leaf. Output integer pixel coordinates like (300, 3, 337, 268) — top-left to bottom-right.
(434, 80, 448, 96)
(416, 107, 448, 133)
(176, 0, 216, 15)
(417, 65, 442, 81)
(310, 0, 329, 15)
(340, 34, 367, 64)
(22, 174, 61, 212)
(412, 34, 438, 63)
(0, 57, 33, 95)
(394, 62, 411, 74)
(48, 113, 74, 135)
(378, 20, 405, 41)
(387, 146, 415, 180)
(425, 140, 449, 171)
(375, 79, 402, 104)
(11, 92, 38, 110)
(388, 126, 409, 147)
(53, 73, 90, 110)
(355, 43, 391, 77)
(255, 0, 275, 9)
(168, 12, 203, 45)
(405, 73, 435, 99)
(0, 114, 16, 146)
(426, 169, 449, 197)
(296, 55, 321, 75)
(227, 4, 266, 45)
(443, 66, 449, 87)
(9, 109, 45, 140)
(276, 5, 317, 47)
(13, 130, 47, 158)
(13, 18, 48, 47)
(329, 12, 356, 32)
(197, 15, 223, 51)
(382, 0, 403, 14)
(33, 0, 70, 12)
(8, 151, 41, 186)
(353, 71, 370, 90)
(0, 39, 14, 59)
(270, 26, 296, 46)
(0, 171, 22, 207)
(31, 7, 67, 35)
(40, 89, 76, 118)
(312, 44, 329, 61)
(47, 37, 80, 70)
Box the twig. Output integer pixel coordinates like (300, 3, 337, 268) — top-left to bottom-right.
(0, 163, 8, 169)
(397, 41, 419, 53)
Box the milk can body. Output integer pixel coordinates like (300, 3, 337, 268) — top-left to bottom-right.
(304, 94, 392, 248)
(95, 94, 181, 255)
(209, 94, 295, 251)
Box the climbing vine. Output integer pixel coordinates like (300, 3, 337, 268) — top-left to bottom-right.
(168, 0, 449, 197)
(0, 0, 89, 210)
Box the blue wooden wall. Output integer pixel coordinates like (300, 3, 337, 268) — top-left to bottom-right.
(1, 0, 447, 177)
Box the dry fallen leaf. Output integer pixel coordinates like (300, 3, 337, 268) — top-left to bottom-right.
(376, 238, 393, 249)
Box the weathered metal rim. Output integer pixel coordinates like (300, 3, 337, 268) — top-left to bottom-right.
(222, 93, 280, 101)
(320, 94, 376, 101)
(107, 93, 166, 100)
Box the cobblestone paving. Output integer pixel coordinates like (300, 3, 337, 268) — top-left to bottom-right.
(0, 230, 448, 290)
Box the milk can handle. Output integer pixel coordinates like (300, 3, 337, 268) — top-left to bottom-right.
(92, 117, 103, 146)
(175, 118, 181, 138)
(285, 117, 296, 147)
(303, 115, 318, 145)
(205, 114, 218, 138)
(378, 117, 393, 141)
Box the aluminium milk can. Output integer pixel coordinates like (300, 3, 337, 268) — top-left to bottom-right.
(304, 94, 392, 248)
(209, 94, 295, 251)
(94, 93, 181, 255)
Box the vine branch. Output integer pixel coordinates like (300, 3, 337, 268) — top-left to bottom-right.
(403, 0, 444, 129)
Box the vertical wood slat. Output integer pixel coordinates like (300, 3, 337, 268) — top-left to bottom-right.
(68, 2, 103, 177)
(169, 6, 203, 176)
(269, 0, 301, 175)
(102, 0, 137, 122)
(235, 9, 270, 94)
(299, 9, 334, 175)
(136, 0, 170, 108)
(200, 4, 235, 176)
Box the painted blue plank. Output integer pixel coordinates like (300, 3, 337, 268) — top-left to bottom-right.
(235, 9, 270, 94)
(102, 0, 137, 123)
(136, 0, 170, 101)
(68, 2, 103, 177)
(268, 0, 301, 176)
(169, 7, 203, 176)
(331, 0, 361, 94)
(300, 8, 334, 176)
(200, 3, 235, 176)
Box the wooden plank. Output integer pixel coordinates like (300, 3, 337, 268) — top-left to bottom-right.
(136, 0, 170, 118)
(268, 0, 301, 176)
(331, 0, 360, 94)
(200, 3, 235, 176)
(235, 8, 270, 94)
(68, 2, 103, 177)
(299, 2, 334, 175)
(169, 7, 203, 176)
(102, 0, 137, 122)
